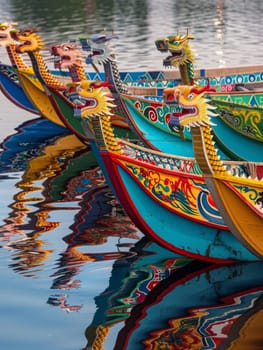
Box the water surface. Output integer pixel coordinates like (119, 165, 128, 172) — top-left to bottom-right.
(1, 1, 263, 349)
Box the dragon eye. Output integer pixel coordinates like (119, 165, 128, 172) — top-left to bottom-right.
(188, 93, 194, 100)
(173, 41, 180, 46)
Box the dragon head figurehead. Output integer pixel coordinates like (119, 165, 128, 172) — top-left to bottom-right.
(67, 79, 115, 118)
(75, 79, 124, 154)
(13, 28, 44, 53)
(163, 84, 217, 128)
(0, 21, 19, 47)
(155, 30, 195, 67)
(50, 41, 84, 69)
(79, 32, 118, 68)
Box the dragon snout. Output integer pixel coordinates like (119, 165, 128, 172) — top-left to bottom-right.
(155, 39, 168, 52)
(50, 46, 59, 55)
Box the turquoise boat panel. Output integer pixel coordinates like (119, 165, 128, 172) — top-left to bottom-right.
(214, 117, 263, 161)
(117, 165, 258, 262)
(124, 99, 195, 157)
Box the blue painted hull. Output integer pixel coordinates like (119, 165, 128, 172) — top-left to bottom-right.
(101, 152, 259, 262)
(0, 64, 39, 114)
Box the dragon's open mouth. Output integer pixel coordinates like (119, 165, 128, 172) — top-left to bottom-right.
(163, 49, 184, 66)
(166, 99, 197, 118)
(61, 55, 70, 61)
(15, 41, 31, 52)
(79, 96, 98, 108)
(52, 54, 71, 68)
(180, 106, 197, 116)
(88, 48, 105, 57)
(0, 34, 7, 39)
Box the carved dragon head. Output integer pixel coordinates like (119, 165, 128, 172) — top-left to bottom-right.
(163, 84, 217, 127)
(79, 32, 118, 67)
(155, 30, 195, 67)
(13, 28, 44, 53)
(0, 21, 18, 47)
(67, 80, 115, 118)
(50, 41, 84, 69)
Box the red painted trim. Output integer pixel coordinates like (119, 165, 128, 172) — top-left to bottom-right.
(108, 151, 228, 230)
(102, 152, 233, 264)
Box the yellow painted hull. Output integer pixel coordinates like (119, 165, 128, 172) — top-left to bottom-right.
(17, 70, 66, 127)
(208, 177, 263, 258)
(21, 134, 85, 183)
(227, 296, 263, 349)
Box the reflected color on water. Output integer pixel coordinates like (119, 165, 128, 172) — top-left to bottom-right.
(0, 0, 263, 349)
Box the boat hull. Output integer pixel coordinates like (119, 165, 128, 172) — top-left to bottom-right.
(0, 64, 39, 114)
(100, 151, 259, 262)
(17, 70, 66, 127)
(119, 93, 263, 161)
(206, 176, 263, 258)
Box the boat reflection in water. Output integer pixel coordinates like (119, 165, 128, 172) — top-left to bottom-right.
(112, 261, 263, 350)
(0, 117, 70, 272)
(1, 117, 263, 349)
(0, 115, 138, 269)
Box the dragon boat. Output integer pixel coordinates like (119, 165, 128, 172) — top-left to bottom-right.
(0, 22, 70, 127)
(0, 62, 39, 115)
(71, 79, 262, 262)
(172, 84, 263, 258)
(0, 22, 40, 115)
(43, 30, 263, 158)
(114, 260, 263, 349)
(1, 21, 263, 156)
(11, 26, 133, 143)
(155, 32, 263, 145)
(79, 31, 263, 162)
